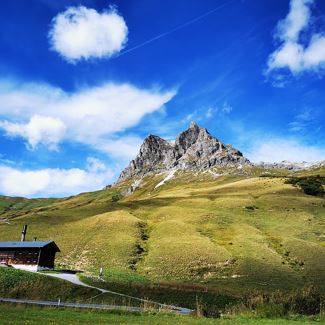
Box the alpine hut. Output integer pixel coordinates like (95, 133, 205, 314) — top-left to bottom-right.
(0, 225, 60, 271)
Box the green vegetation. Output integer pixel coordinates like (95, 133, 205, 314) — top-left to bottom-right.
(285, 176, 325, 196)
(0, 166, 324, 315)
(0, 267, 97, 302)
(111, 191, 123, 202)
(0, 305, 323, 325)
(0, 267, 151, 307)
(0, 195, 59, 218)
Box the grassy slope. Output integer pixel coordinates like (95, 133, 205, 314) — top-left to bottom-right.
(0, 166, 324, 297)
(0, 267, 97, 301)
(0, 305, 323, 325)
(0, 267, 147, 306)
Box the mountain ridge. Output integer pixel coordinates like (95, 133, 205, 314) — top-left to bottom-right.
(117, 122, 325, 184)
(117, 122, 250, 182)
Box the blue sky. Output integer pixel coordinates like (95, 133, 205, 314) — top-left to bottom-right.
(0, 0, 325, 197)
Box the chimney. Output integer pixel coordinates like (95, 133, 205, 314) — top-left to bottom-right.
(21, 225, 27, 242)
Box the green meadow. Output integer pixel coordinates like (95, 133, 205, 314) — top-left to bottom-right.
(0, 166, 324, 316)
(0, 304, 324, 325)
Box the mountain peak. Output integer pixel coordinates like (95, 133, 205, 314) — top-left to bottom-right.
(117, 124, 250, 182)
(189, 121, 199, 129)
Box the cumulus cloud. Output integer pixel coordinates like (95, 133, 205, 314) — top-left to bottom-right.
(267, 0, 325, 78)
(0, 157, 114, 198)
(49, 6, 128, 62)
(247, 138, 325, 163)
(95, 136, 143, 161)
(0, 79, 175, 153)
(0, 115, 66, 150)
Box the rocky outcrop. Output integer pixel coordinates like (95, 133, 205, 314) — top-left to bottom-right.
(255, 160, 325, 171)
(117, 122, 251, 182)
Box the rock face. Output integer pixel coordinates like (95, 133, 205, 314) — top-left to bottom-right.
(117, 122, 250, 182)
(255, 160, 325, 171)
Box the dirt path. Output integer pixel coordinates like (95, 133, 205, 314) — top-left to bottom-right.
(43, 272, 192, 315)
(46, 273, 106, 292)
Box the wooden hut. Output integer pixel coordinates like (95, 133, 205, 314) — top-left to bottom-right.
(0, 225, 60, 271)
(0, 241, 60, 271)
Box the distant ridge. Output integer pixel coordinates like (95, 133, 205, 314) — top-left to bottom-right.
(255, 160, 325, 171)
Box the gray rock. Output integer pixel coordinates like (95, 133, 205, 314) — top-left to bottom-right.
(117, 122, 251, 182)
(254, 160, 317, 171)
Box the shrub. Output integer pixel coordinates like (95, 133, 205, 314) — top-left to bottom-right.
(256, 303, 287, 318)
(239, 286, 324, 317)
(289, 286, 323, 315)
(111, 192, 122, 202)
(285, 176, 325, 196)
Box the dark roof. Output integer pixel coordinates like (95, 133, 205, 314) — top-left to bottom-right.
(0, 241, 60, 252)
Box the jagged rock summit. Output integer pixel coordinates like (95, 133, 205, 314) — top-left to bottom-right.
(117, 122, 250, 182)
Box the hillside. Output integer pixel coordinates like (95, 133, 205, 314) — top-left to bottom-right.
(0, 267, 97, 301)
(0, 165, 324, 298)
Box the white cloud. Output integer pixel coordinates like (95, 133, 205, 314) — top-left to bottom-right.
(277, 0, 312, 42)
(95, 136, 143, 161)
(86, 157, 107, 173)
(221, 102, 233, 114)
(267, 0, 325, 77)
(205, 107, 214, 119)
(49, 6, 128, 62)
(0, 157, 114, 198)
(268, 42, 304, 73)
(0, 79, 175, 153)
(303, 34, 325, 68)
(205, 102, 233, 118)
(247, 138, 325, 163)
(0, 115, 66, 150)
(288, 108, 315, 132)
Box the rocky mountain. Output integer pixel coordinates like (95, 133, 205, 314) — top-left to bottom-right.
(255, 161, 315, 171)
(254, 160, 325, 171)
(117, 122, 250, 182)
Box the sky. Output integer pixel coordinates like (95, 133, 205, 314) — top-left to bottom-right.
(0, 0, 325, 197)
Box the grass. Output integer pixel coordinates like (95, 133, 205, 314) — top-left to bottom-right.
(0, 166, 324, 307)
(0, 267, 98, 302)
(0, 304, 323, 325)
(0, 267, 143, 306)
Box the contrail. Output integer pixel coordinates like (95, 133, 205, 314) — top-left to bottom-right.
(116, 0, 235, 58)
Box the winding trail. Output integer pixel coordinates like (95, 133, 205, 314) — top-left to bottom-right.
(43, 272, 192, 315)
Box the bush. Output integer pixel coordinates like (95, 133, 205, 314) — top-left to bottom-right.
(111, 192, 122, 202)
(299, 178, 324, 196)
(240, 286, 324, 317)
(285, 176, 325, 196)
(256, 303, 287, 318)
(289, 286, 322, 315)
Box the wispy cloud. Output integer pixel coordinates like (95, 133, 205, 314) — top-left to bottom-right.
(266, 0, 325, 83)
(288, 108, 316, 132)
(182, 102, 233, 123)
(205, 102, 233, 118)
(49, 6, 128, 62)
(0, 79, 175, 157)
